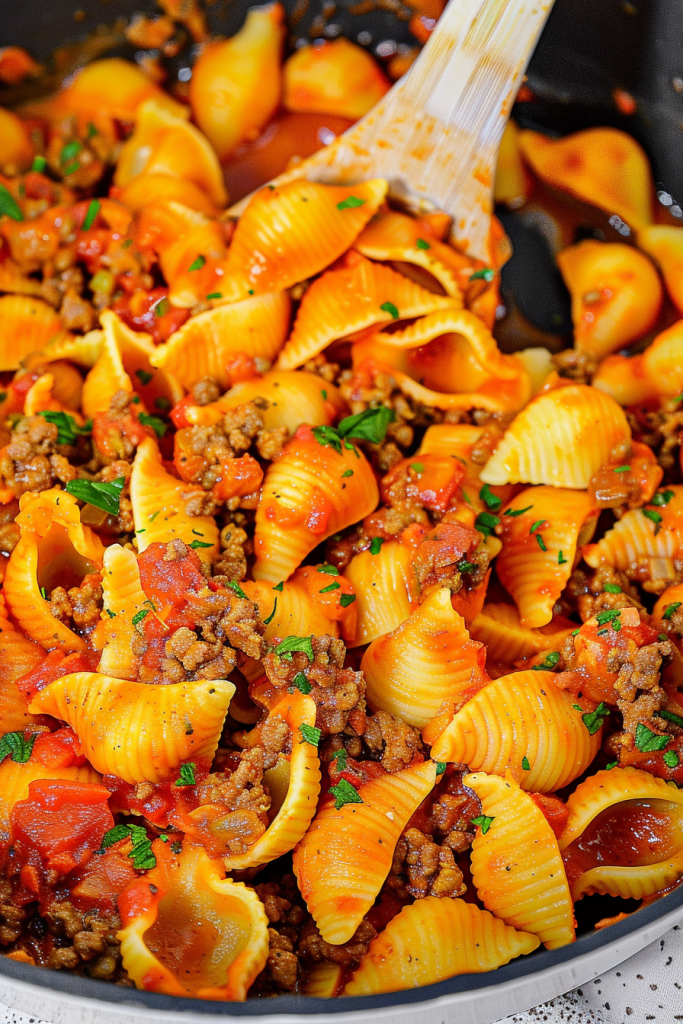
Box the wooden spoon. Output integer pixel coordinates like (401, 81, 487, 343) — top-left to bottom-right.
(230, 0, 554, 262)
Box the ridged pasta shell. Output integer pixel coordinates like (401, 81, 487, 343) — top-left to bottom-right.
(277, 254, 459, 370)
(418, 423, 517, 512)
(185, 371, 346, 432)
(0, 295, 70, 370)
(130, 438, 219, 564)
(81, 323, 133, 419)
(638, 226, 683, 316)
(362, 586, 487, 728)
(222, 690, 321, 870)
(29, 672, 235, 784)
(149, 292, 291, 391)
(496, 486, 598, 628)
(480, 384, 631, 488)
(293, 759, 437, 944)
(559, 767, 683, 901)
(119, 173, 219, 217)
(641, 320, 683, 399)
(49, 57, 185, 124)
(14, 487, 105, 563)
(97, 310, 183, 411)
(42, 328, 104, 368)
(252, 426, 378, 583)
(518, 127, 654, 229)
(115, 99, 227, 207)
(97, 545, 148, 680)
(0, 761, 101, 841)
(466, 770, 575, 949)
(304, 961, 344, 998)
(355, 209, 467, 298)
(0, 615, 45, 732)
(0, 106, 34, 175)
(160, 218, 226, 309)
(218, 179, 388, 302)
(431, 671, 601, 793)
(243, 576, 340, 642)
(470, 603, 575, 664)
(584, 485, 683, 572)
(24, 373, 72, 419)
(344, 896, 540, 995)
(591, 352, 657, 408)
(343, 539, 418, 647)
(118, 844, 268, 999)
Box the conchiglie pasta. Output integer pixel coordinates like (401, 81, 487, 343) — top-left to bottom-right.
(0, 630, 45, 733)
(28, 672, 235, 784)
(480, 384, 631, 488)
(638, 225, 683, 316)
(496, 487, 598, 627)
(118, 173, 219, 217)
(583, 485, 683, 576)
(0, 761, 101, 841)
(277, 253, 459, 371)
(362, 586, 487, 728)
(218, 178, 388, 302)
(158, 216, 226, 309)
(293, 760, 436, 944)
(98, 310, 183, 411)
(466, 771, 575, 949)
(593, 320, 683, 407)
(418, 423, 517, 511)
(51, 57, 184, 125)
(42, 328, 104, 368)
(304, 962, 344, 998)
(283, 38, 390, 121)
(0, 295, 69, 371)
(345, 897, 539, 995)
(0, 106, 34, 175)
(243, 568, 351, 643)
(559, 767, 683, 901)
(641, 320, 683, 398)
(97, 545, 148, 680)
(252, 426, 378, 583)
(81, 322, 133, 419)
(344, 538, 419, 647)
(130, 437, 219, 563)
(149, 292, 291, 391)
(430, 671, 601, 793)
(469, 603, 575, 665)
(118, 844, 268, 1000)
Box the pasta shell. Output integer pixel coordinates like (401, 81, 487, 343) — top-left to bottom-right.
(118, 173, 219, 217)
(42, 328, 104, 368)
(466, 771, 575, 949)
(584, 485, 683, 573)
(0, 106, 34, 175)
(641, 320, 683, 399)
(81, 324, 133, 419)
(496, 486, 598, 628)
(469, 603, 575, 664)
(430, 671, 601, 793)
(97, 545, 148, 680)
(557, 241, 662, 358)
(518, 127, 654, 229)
(252, 426, 378, 583)
(115, 99, 227, 208)
(418, 423, 517, 511)
(54, 57, 185, 124)
(149, 292, 291, 391)
(304, 961, 344, 998)
(24, 373, 74, 419)
(0, 630, 45, 733)
(118, 844, 268, 999)
(355, 209, 467, 298)
(0, 761, 101, 841)
(559, 767, 683, 901)
(29, 672, 235, 784)
(99, 310, 183, 410)
(130, 437, 219, 564)
(185, 371, 346, 432)
(0, 295, 69, 371)
(342, 539, 419, 647)
(218, 179, 388, 302)
(221, 690, 321, 870)
(283, 37, 390, 121)
(243, 576, 338, 643)
(591, 352, 657, 407)
(14, 487, 105, 563)
(494, 120, 532, 209)
(638, 225, 683, 316)
(362, 586, 487, 728)
(277, 254, 458, 371)
(344, 896, 539, 995)
(159, 218, 226, 309)
(480, 384, 631, 488)
(293, 759, 437, 944)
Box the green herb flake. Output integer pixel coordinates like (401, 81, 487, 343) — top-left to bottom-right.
(292, 672, 312, 695)
(319, 582, 341, 593)
(206, 292, 222, 300)
(651, 489, 675, 507)
(337, 195, 365, 210)
(504, 504, 533, 517)
(471, 814, 494, 834)
(338, 406, 395, 445)
(274, 635, 315, 662)
(66, 476, 125, 516)
(415, 238, 431, 250)
(604, 583, 622, 594)
(106, 608, 115, 618)
(321, 390, 328, 399)
(340, 593, 356, 608)
(188, 255, 206, 272)
(329, 777, 363, 809)
(558, 550, 568, 565)
(60, 140, 82, 165)
(87, 121, 98, 138)
(40, 587, 48, 600)
(663, 750, 680, 769)
(175, 762, 196, 787)
(664, 602, 681, 620)
(38, 410, 91, 446)
(138, 411, 167, 438)
(273, 581, 284, 591)
(532, 651, 560, 671)
(658, 708, 683, 729)
(469, 267, 495, 282)
(643, 508, 663, 530)
(530, 519, 545, 534)
(0, 732, 36, 765)
(522, 756, 530, 771)
(435, 761, 447, 775)
(62, 160, 80, 176)
(318, 565, 339, 576)
(457, 560, 476, 574)
(582, 702, 610, 735)
(605, 761, 618, 770)
(535, 533, 547, 552)
(300, 723, 322, 746)
(411, 462, 425, 474)
(369, 537, 384, 555)
(226, 580, 248, 600)
(635, 722, 671, 753)
(595, 608, 622, 627)
(312, 424, 342, 453)
(189, 539, 212, 550)
(659, 633, 669, 642)
(479, 483, 502, 511)
(155, 396, 171, 411)
(135, 368, 153, 386)
(380, 301, 399, 319)
(475, 511, 500, 536)
(82, 199, 100, 231)
(155, 298, 169, 317)
(342, 469, 354, 478)
(31, 155, 46, 173)
(100, 823, 156, 871)
(613, 465, 631, 473)
(263, 598, 278, 625)
(132, 609, 149, 627)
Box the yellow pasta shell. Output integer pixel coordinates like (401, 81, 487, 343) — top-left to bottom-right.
(344, 896, 540, 995)
(641, 320, 683, 399)
(0, 295, 70, 370)
(470, 603, 575, 664)
(591, 352, 657, 408)
(584, 484, 683, 572)
(222, 690, 321, 870)
(480, 384, 631, 488)
(118, 845, 268, 1000)
(466, 770, 575, 949)
(344, 539, 418, 647)
(496, 486, 598, 628)
(0, 628, 45, 733)
(81, 324, 132, 419)
(219, 179, 388, 303)
(42, 328, 104, 368)
(362, 586, 486, 728)
(293, 760, 437, 944)
(98, 310, 183, 410)
(242, 577, 338, 643)
(304, 961, 344, 998)
(97, 545, 148, 679)
(160, 218, 226, 309)
(431, 671, 601, 792)
(277, 254, 459, 371)
(0, 761, 101, 842)
(119, 173, 219, 217)
(638, 226, 683, 317)
(29, 672, 235, 784)
(130, 437, 219, 563)
(150, 292, 291, 391)
(252, 430, 378, 583)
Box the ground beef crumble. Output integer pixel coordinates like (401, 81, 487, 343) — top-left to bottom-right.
(0, 415, 79, 496)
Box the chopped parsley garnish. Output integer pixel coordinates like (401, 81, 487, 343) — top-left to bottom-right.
(479, 484, 502, 511)
(582, 702, 610, 735)
(613, 465, 631, 473)
(475, 511, 499, 536)
(340, 593, 356, 608)
(189, 539, 212, 549)
(651, 489, 674, 507)
(311, 425, 343, 452)
(263, 598, 278, 625)
(155, 396, 171, 411)
(469, 268, 495, 282)
(331, 748, 348, 769)
(135, 368, 153, 386)
(380, 301, 399, 319)
(663, 602, 681, 620)
(226, 580, 248, 600)
(0, 732, 36, 765)
(411, 462, 425, 474)
(319, 582, 341, 593)
(66, 476, 125, 516)
(658, 708, 683, 729)
(273, 581, 284, 591)
(457, 560, 476, 574)
(558, 550, 568, 565)
(155, 298, 169, 317)
(338, 406, 395, 445)
(60, 140, 82, 165)
(300, 723, 321, 746)
(321, 390, 327, 399)
(530, 519, 545, 534)
(504, 504, 533, 517)
(106, 608, 115, 618)
(82, 199, 100, 231)
(532, 651, 560, 671)
(292, 672, 312, 695)
(604, 583, 622, 594)
(132, 609, 149, 627)
(138, 412, 167, 438)
(595, 608, 622, 629)
(435, 761, 447, 775)
(643, 508, 663, 531)
(274, 635, 314, 662)
(471, 814, 494, 834)
(318, 564, 339, 576)
(342, 469, 354, 478)
(535, 533, 547, 552)
(188, 255, 206, 271)
(415, 238, 431, 250)
(369, 537, 384, 555)
(206, 292, 222, 300)
(635, 722, 671, 753)
(664, 750, 680, 769)
(522, 756, 530, 771)
(31, 155, 46, 173)
(40, 587, 48, 600)
(100, 823, 155, 870)
(175, 762, 196, 787)
(605, 761, 618, 770)
(337, 195, 365, 210)
(38, 410, 91, 446)
(329, 777, 363, 809)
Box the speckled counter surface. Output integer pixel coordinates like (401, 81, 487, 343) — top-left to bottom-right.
(0, 925, 680, 1024)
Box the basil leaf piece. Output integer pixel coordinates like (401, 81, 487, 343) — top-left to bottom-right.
(65, 476, 125, 516)
(274, 636, 314, 662)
